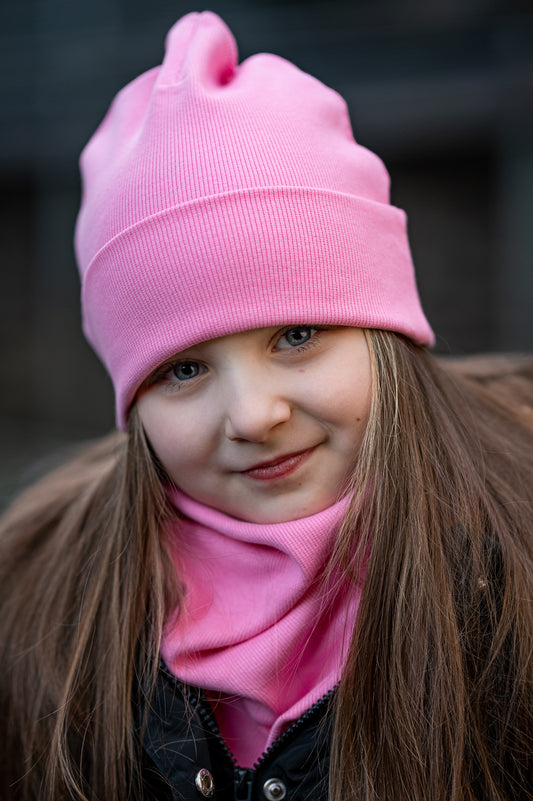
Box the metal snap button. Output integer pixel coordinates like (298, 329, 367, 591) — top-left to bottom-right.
(263, 777, 287, 800)
(195, 768, 215, 797)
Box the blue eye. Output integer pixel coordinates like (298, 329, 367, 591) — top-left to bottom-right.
(286, 327, 312, 346)
(171, 361, 201, 381)
(278, 326, 316, 348)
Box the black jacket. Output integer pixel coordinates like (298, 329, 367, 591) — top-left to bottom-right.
(141, 664, 334, 801)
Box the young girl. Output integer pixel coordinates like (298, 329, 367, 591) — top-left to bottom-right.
(1, 11, 532, 801)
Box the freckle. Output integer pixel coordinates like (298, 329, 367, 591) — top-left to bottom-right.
(356, 417, 361, 421)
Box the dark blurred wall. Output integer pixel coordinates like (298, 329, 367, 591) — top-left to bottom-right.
(1, 0, 532, 499)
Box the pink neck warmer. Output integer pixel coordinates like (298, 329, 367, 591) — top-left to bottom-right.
(161, 489, 360, 767)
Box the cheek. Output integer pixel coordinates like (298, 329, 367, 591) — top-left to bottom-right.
(325, 364, 372, 445)
(325, 365, 372, 420)
(352, 373, 372, 423)
(137, 402, 207, 476)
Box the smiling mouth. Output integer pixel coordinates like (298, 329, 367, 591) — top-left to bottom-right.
(240, 447, 316, 481)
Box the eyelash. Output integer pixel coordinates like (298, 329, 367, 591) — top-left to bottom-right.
(148, 360, 204, 389)
(146, 326, 329, 388)
(275, 326, 325, 353)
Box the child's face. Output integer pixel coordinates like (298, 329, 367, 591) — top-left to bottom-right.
(136, 325, 372, 523)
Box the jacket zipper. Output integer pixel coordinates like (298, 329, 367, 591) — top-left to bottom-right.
(195, 681, 336, 796)
(249, 687, 336, 770)
(160, 663, 336, 798)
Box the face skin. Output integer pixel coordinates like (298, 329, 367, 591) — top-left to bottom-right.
(136, 325, 372, 524)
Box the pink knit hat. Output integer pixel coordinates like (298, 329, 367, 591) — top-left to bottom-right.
(75, 11, 434, 429)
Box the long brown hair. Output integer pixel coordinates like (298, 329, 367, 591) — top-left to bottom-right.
(0, 332, 532, 800)
(0, 414, 180, 799)
(331, 333, 533, 801)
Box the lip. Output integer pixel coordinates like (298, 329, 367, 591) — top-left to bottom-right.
(239, 447, 316, 481)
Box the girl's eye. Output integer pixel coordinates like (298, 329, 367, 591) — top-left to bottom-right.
(142, 358, 207, 391)
(169, 361, 203, 381)
(276, 326, 319, 350)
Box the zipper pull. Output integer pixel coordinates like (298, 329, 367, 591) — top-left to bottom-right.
(234, 768, 253, 801)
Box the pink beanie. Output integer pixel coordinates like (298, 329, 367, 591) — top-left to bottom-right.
(75, 10, 434, 429)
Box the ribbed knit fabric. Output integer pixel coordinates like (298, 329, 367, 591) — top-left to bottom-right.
(74, 11, 434, 429)
(161, 488, 359, 767)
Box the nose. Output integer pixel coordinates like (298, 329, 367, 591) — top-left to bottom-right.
(223, 371, 292, 442)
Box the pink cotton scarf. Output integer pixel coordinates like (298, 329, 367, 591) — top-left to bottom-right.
(161, 489, 361, 767)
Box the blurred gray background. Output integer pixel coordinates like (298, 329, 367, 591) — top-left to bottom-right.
(1, 0, 532, 504)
